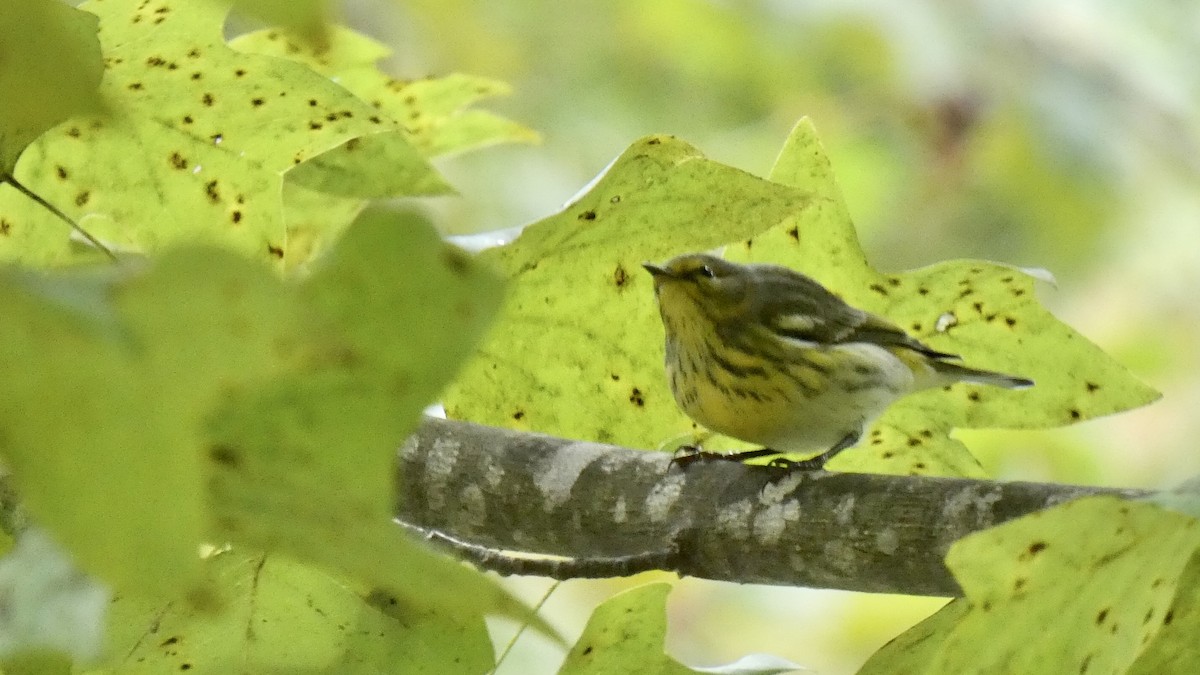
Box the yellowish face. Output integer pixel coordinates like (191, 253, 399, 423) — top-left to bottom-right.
(641, 254, 750, 323)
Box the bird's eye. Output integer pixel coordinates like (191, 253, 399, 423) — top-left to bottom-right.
(698, 265, 715, 279)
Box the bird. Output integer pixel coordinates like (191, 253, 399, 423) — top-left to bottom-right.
(642, 253, 1033, 470)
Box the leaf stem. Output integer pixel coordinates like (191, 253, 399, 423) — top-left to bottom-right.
(2, 173, 118, 262)
(489, 580, 560, 675)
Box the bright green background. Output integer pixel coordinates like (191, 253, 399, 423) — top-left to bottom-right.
(1, 1, 1197, 673)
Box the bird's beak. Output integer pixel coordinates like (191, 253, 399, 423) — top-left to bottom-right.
(641, 262, 669, 278)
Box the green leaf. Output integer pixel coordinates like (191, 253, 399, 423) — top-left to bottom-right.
(444, 135, 809, 449)
(726, 118, 1161, 476)
(285, 130, 454, 199)
(0, 0, 440, 266)
(0, 0, 104, 173)
(231, 28, 539, 158)
(0, 261, 212, 596)
(277, 181, 365, 271)
(559, 582, 694, 675)
(0, 208, 510, 621)
(227, 0, 332, 44)
(1128, 550, 1200, 674)
(857, 600, 967, 675)
(203, 209, 530, 626)
(94, 550, 495, 674)
(862, 496, 1200, 674)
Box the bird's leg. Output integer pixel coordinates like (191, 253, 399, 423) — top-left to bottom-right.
(670, 446, 782, 469)
(669, 445, 724, 468)
(766, 430, 861, 471)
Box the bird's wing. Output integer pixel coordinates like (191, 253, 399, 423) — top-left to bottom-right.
(756, 268, 957, 360)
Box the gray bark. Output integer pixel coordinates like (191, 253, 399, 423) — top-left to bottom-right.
(395, 417, 1149, 596)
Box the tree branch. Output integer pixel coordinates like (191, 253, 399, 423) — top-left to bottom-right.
(396, 417, 1150, 596)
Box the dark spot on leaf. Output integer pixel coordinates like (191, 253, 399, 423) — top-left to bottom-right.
(235, 69, 246, 77)
(231, 210, 242, 224)
(309, 121, 323, 130)
(210, 133, 223, 144)
(629, 388, 645, 406)
(209, 445, 239, 467)
(325, 112, 338, 122)
(918, 287, 929, 295)
(868, 283, 888, 296)
(1014, 577, 1026, 592)
(190, 71, 202, 80)
(981, 601, 991, 611)
(251, 97, 264, 107)
(160, 635, 180, 647)
(55, 166, 68, 179)
(512, 410, 525, 421)
(74, 191, 90, 206)
(887, 277, 901, 287)
(985, 314, 996, 322)
(168, 152, 187, 169)
(906, 437, 921, 447)
(972, 301, 983, 313)
(913, 462, 927, 470)
(958, 287, 974, 298)
(1164, 609, 1174, 626)
(610, 374, 620, 381)
(1005, 317, 1017, 327)
(647, 138, 661, 145)
(881, 451, 893, 458)
(368, 115, 383, 124)
(202, 93, 214, 106)
(578, 209, 597, 221)
(0, 219, 10, 236)
(919, 429, 932, 438)
(1080, 654, 1091, 674)
(1086, 382, 1100, 393)
(147, 56, 166, 67)
(127, 82, 144, 91)
(787, 226, 799, 241)
(613, 264, 628, 287)
(582, 646, 593, 656)
(1069, 408, 1081, 420)
(1012, 288, 1026, 297)
(205, 180, 220, 203)
(67, 127, 81, 138)
(180, 665, 192, 671)
(1002, 275, 1014, 283)
(1028, 541, 1047, 556)
(443, 249, 470, 276)
(308, 99, 318, 107)
(871, 438, 883, 446)
(967, 391, 981, 402)
(1143, 608, 1154, 624)
(345, 138, 361, 151)
(267, 244, 284, 259)
(182, 115, 193, 124)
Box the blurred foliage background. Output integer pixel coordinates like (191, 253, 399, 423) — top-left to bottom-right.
(337, 0, 1198, 672)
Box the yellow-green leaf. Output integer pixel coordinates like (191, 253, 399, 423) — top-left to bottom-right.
(445, 135, 809, 449)
(727, 118, 1160, 476)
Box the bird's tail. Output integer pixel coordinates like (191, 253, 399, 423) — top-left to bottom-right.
(930, 360, 1034, 389)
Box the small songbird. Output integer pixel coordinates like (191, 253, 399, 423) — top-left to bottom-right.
(642, 253, 1032, 469)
